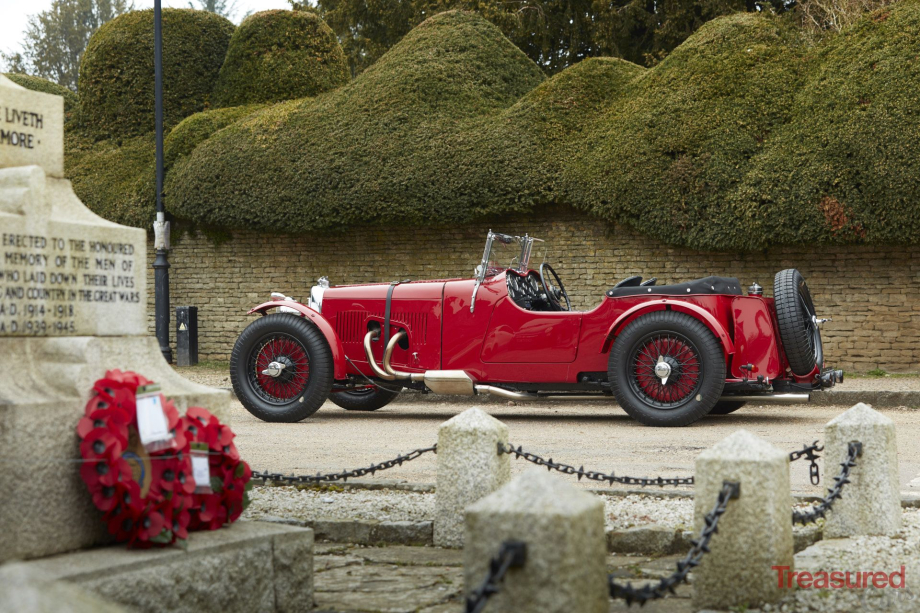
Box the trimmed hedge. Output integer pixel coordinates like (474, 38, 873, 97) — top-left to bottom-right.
(78, 9, 234, 139)
(3, 73, 79, 121)
(167, 11, 546, 230)
(733, 1, 920, 249)
(211, 10, 349, 107)
(65, 132, 154, 228)
(567, 13, 809, 250)
(68, 4, 920, 250)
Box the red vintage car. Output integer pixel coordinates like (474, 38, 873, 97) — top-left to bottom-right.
(230, 232, 841, 426)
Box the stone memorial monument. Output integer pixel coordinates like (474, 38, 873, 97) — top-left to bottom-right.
(0, 75, 231, 563)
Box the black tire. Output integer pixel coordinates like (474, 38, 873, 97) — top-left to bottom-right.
(609, 311, 726, 427)
(774, 269, 823, 376)
(709, 401, 746, 415)
(329, 386, 401, 411)
(230, 313, 334, 422)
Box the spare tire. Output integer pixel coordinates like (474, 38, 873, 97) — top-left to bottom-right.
(773, 269, 823, 376)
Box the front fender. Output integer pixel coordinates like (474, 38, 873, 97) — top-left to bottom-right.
(601, 300, 734, 363)
(248, 301, 347, 380)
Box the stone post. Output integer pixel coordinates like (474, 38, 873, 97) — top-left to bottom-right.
(464, 469, 607, 613)
(824, 403, 901, 538)
(434, 407, 510, 547)
(693, 430, 793, 610)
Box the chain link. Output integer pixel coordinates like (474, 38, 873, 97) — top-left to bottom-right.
(251, 444, 437, 485)
(610, 480, 739, 605)
(788, 440, 823, 486)
(498, 443, 695, 488)
(792, 441, 861, 525)
(465, 540, 527, 613)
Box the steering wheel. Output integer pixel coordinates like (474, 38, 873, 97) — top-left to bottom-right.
(539, 263, 571, 311)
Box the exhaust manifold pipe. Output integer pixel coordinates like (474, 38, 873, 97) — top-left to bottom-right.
(363, 330, 423, 382)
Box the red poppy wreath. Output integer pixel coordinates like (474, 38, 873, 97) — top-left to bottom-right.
(78, 370, 194, 547)
(182, 406, 253, 531)
(78, 370, 251, 547)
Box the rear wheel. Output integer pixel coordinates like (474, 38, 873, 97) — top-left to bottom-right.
(709, 400, 746, 415)
(230, 313, 333, 422)
(609, 311, 725, 427)
(774, 269, 823, 376)
(329, 386, 401, 411)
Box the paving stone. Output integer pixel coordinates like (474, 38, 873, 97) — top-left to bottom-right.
(314, 564, 463, 613)
(355, 545, 463, 567)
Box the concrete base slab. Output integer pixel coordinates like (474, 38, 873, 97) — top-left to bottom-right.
(19, 521, 313, 613)
(0, 335, 231, 562)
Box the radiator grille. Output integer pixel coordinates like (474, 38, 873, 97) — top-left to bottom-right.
(392, 311, 429, 345)
(334, 310, 429, 345)
(335, 310, 370, 343)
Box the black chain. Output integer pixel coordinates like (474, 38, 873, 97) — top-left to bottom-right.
(466, 540, 527, 613)
(610, 480, 739, 605)
(251, 444, 436, 485)
(498, 443, 694, 488)
(792, 441, 861, 525)
(788, 440, 823, 486)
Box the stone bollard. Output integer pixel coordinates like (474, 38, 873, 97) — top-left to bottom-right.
(824, 403, 901, 538)
(464, 468, 607, 613)
(434, 407, 511, 547)
(693, 430, 793, 610)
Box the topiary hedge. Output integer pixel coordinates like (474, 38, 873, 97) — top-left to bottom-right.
(167, 10, 546, 231)
(567, 13, 809, 250)
(3, 73, 79, 121)
(732, 1, 920, 249)
(77, 8, 234, 139)
(211, 10, 349, 107)
(68, 4, 920, 250)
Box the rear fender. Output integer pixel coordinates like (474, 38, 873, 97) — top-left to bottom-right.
(248, 301, 347, 380)
(601, 300, 734, 364)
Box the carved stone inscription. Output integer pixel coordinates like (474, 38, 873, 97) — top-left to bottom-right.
(0, 232, 141, 335)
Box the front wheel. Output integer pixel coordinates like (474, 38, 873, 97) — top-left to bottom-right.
(609, 311, 725, 427)
(329, 386, 401, 412)
(230, 313, 334, 422)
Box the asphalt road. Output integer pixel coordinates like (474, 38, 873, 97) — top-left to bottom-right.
(219, 393, 920, 496)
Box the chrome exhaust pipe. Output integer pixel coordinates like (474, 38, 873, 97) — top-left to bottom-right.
(720, 393, 810, 403)
(383, 331, 424, 382)
(363, 330, 396, 381)
(474, 385, 539, 401)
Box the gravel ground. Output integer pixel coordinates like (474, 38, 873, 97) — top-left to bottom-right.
(244, 486, 707, 532)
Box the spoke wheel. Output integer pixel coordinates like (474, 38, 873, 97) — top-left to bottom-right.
(609, 311, 725, 427)
(230, 313, 333, 423)
(630, 332, 702, 409)
(250, 334, 311, 403)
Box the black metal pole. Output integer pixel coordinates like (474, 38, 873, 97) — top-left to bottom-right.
(153, 0, 172, 363)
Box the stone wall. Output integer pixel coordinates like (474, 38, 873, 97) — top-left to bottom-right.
(145, 208, 920, 373)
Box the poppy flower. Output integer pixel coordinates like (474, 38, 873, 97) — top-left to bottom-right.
(105, 502, 142, 541)
(79, 429, 124, 462)
(134, 509, 167, 544)
(77, 407, 130, 446)
(195, 495, 228, 530)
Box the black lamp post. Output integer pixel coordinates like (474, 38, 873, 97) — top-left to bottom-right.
(152, 0, 172, 363)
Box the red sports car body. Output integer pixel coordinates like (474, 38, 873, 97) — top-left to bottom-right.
(231, 232, 841, 426)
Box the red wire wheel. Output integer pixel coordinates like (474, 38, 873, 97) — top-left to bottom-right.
(183, 406, 253, 531)
(251, 334, 312, 402)
(77, 370, 193, 548)
(630, 333, 703, 408)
